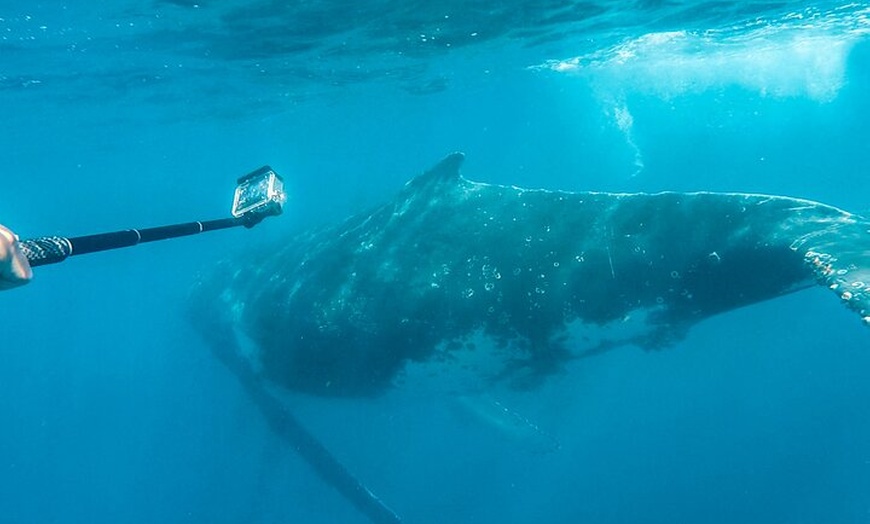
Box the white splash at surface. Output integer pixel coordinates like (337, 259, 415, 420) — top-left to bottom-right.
(540, 4, 870, 102)
(536, 4, 870, 178)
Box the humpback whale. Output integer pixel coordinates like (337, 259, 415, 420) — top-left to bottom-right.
(192, 152, 869, 399)
(188, 153, 869, 523)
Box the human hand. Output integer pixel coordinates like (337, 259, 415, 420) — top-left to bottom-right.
(0, 224, 32, 290)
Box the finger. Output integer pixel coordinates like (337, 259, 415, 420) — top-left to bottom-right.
(0, 226, 32, 288)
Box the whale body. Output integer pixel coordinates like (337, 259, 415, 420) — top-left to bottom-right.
(192, 153, 870, 398)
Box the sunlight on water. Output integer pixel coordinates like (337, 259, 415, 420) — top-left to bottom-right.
(541, 5, 870, 102)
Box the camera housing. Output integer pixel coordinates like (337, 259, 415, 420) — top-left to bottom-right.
(232, 166, 286, 219)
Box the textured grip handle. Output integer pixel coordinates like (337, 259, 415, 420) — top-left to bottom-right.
(19, 236, 73, 267)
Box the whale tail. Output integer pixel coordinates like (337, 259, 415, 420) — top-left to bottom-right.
(793, 214, 870, 326)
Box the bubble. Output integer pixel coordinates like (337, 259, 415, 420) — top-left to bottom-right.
(463, 288, 474, 298)
(513, 268, 522, 276)
(837, 269, 848, 276)
(670, 270, 680, 279)
(553, 262, 560, 267)
(484, 282, 495, 291)
(535, 287, 545, 294)
(655, 296, 664, 304)
(481, 264, 500, 281)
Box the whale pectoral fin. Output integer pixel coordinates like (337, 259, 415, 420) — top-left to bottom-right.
(799, 218, 870, 325)
(451, 394, 561, 454)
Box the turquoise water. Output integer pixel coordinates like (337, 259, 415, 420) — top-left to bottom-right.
(1, 1, 870, 522)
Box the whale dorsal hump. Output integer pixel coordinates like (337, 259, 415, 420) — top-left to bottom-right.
(404, 152, 465, 192)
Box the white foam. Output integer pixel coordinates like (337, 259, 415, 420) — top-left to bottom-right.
(539, 5, 870, 102)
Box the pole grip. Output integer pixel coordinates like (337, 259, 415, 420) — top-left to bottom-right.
(19, 236, 73, 267)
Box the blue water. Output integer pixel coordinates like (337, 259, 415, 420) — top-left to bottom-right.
(2, 1, 870, 522)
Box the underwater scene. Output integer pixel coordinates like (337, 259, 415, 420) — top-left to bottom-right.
(2, 1, 870, 523)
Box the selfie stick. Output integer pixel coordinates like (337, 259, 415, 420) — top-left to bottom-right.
(19, 166, 285, 267)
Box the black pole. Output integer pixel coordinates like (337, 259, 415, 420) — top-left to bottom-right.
(19, 217, 250, 267)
